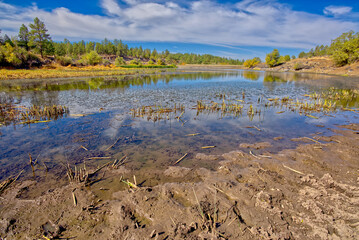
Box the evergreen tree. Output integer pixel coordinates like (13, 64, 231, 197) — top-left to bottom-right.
(18, 24, 29, 50)
(265, 49, 280, 67)
(29, 17, 51, 57)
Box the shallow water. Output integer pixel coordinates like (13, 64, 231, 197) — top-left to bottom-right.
(1, 70, 359, 181)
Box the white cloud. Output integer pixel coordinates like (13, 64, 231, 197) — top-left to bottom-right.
(0, 0, 358, 49)
(324, 5, 352, 16)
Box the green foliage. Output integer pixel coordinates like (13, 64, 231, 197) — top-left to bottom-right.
(265, 49, 280, 67)
(298, 52, 306, 58)
(298, 45, 329, 59)
(119, 65, 176, 69)
(44, 40, 55, 56)
(18, 24, 29, 50)
(28, 17, 51, 57)
(55, 42, 66, 56)
(3, 35, 13, 46)
(81, 51, 102, 65)
(129, 59, 140, 65)
(156, 59, 165, 65)
(0, 29, 3, 45)
(2, 18, 243, 68)
(329, 31, 359, 66)
(114, 56, 126, 66)
(0, 42, 40, 67)
(293, 62, 303, 71)
(243, 57, 261, 68)
(56, 56, 73, 66)
(291, 55, 296, 60)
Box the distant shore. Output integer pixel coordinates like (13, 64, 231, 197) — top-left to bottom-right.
(2, 57, 359, 81)
(180, 57, 359, 78)
(0, 66, 176, 80)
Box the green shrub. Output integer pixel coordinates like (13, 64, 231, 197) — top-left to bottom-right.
(329, 31, 359, 66)
(156, 59, 165, 65)
(114, 56, 126, 66)
(243, 57, 261, 68)
(0, 42, 29, 67)
(293, 63, 303, 70)
(129, 59, 140, 65)
(265, 49, 280, 67)
(56, 56, 73, 66)
(81, 51, 102, 66)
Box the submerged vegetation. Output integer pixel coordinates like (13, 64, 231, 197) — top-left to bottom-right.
(129, 87, 359, 123)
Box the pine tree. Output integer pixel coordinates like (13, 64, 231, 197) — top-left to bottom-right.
(18, 24, 29, 50)
(29, 17, 51, 58)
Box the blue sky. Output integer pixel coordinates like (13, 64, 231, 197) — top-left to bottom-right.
(1, 0, 359, 59)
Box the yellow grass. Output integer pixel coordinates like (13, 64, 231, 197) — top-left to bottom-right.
(0, 65, 175, 80)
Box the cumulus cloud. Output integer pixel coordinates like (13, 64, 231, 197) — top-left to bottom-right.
(0, 0, 357, 49)
(324, 5, 352, 16)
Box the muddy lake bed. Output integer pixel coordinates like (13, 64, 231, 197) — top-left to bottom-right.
(1, 70, 359, 239)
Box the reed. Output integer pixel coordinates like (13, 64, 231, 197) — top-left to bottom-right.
(0, 100, 69, 126)
(130, 103, 185, 122)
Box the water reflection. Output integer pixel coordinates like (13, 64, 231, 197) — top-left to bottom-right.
(0, 70, 359, 181)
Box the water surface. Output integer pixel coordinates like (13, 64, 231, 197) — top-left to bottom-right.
(1, 70, 358, 181)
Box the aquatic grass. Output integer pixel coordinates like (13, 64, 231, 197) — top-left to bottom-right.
(0, 99, 69, 126)
(130, 103, 185, 122)
(66, 161, 111, 185)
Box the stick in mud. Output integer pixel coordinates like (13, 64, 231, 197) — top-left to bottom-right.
(192, 187, 204, 220)
(87, 157, 112, 160)
(80, 145, 88, 151)
(245, 125, 261, 131)
(186, 133, 200, 136)
(303, 137, 323, 145)
(29, 153, 35, 177)
(282, 164, 305, 175)
(106, 136, 122, 151)
(0, 170, 24, 195)
(72, 191, 77, 207)
(174, 153, 188, 165)
(202, 146, 216, 149)
(112, 155, 127, 169)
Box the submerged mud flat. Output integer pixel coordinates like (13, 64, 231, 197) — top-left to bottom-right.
(0, 70, 359, 239)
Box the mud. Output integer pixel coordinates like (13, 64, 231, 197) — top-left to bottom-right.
(0, 124, 359, 239)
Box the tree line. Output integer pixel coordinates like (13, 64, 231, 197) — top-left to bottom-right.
(0, 17, 243, 68)
(297, 31, 359, 66)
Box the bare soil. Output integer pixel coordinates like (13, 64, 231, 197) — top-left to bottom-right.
(259, 57, 359, 77)
(1, 124, 359, 239)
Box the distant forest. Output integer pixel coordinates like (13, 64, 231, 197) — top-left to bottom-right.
(0, 17, 243, 68)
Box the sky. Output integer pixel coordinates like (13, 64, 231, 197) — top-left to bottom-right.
(0, 0, 359, 60)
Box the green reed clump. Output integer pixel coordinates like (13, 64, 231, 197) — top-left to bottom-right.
(0, 99, 69, 126)
(130, 103, 185, 122)
(196, 100, 244, 117)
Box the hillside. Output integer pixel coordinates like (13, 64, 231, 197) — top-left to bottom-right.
(260, 57, 359, 77)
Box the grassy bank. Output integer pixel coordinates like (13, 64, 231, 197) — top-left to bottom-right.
(0, 65, 176, 80)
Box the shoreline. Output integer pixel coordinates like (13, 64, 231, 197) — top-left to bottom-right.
(2, 59, 359, 81)
(0, 66, 176, 81)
